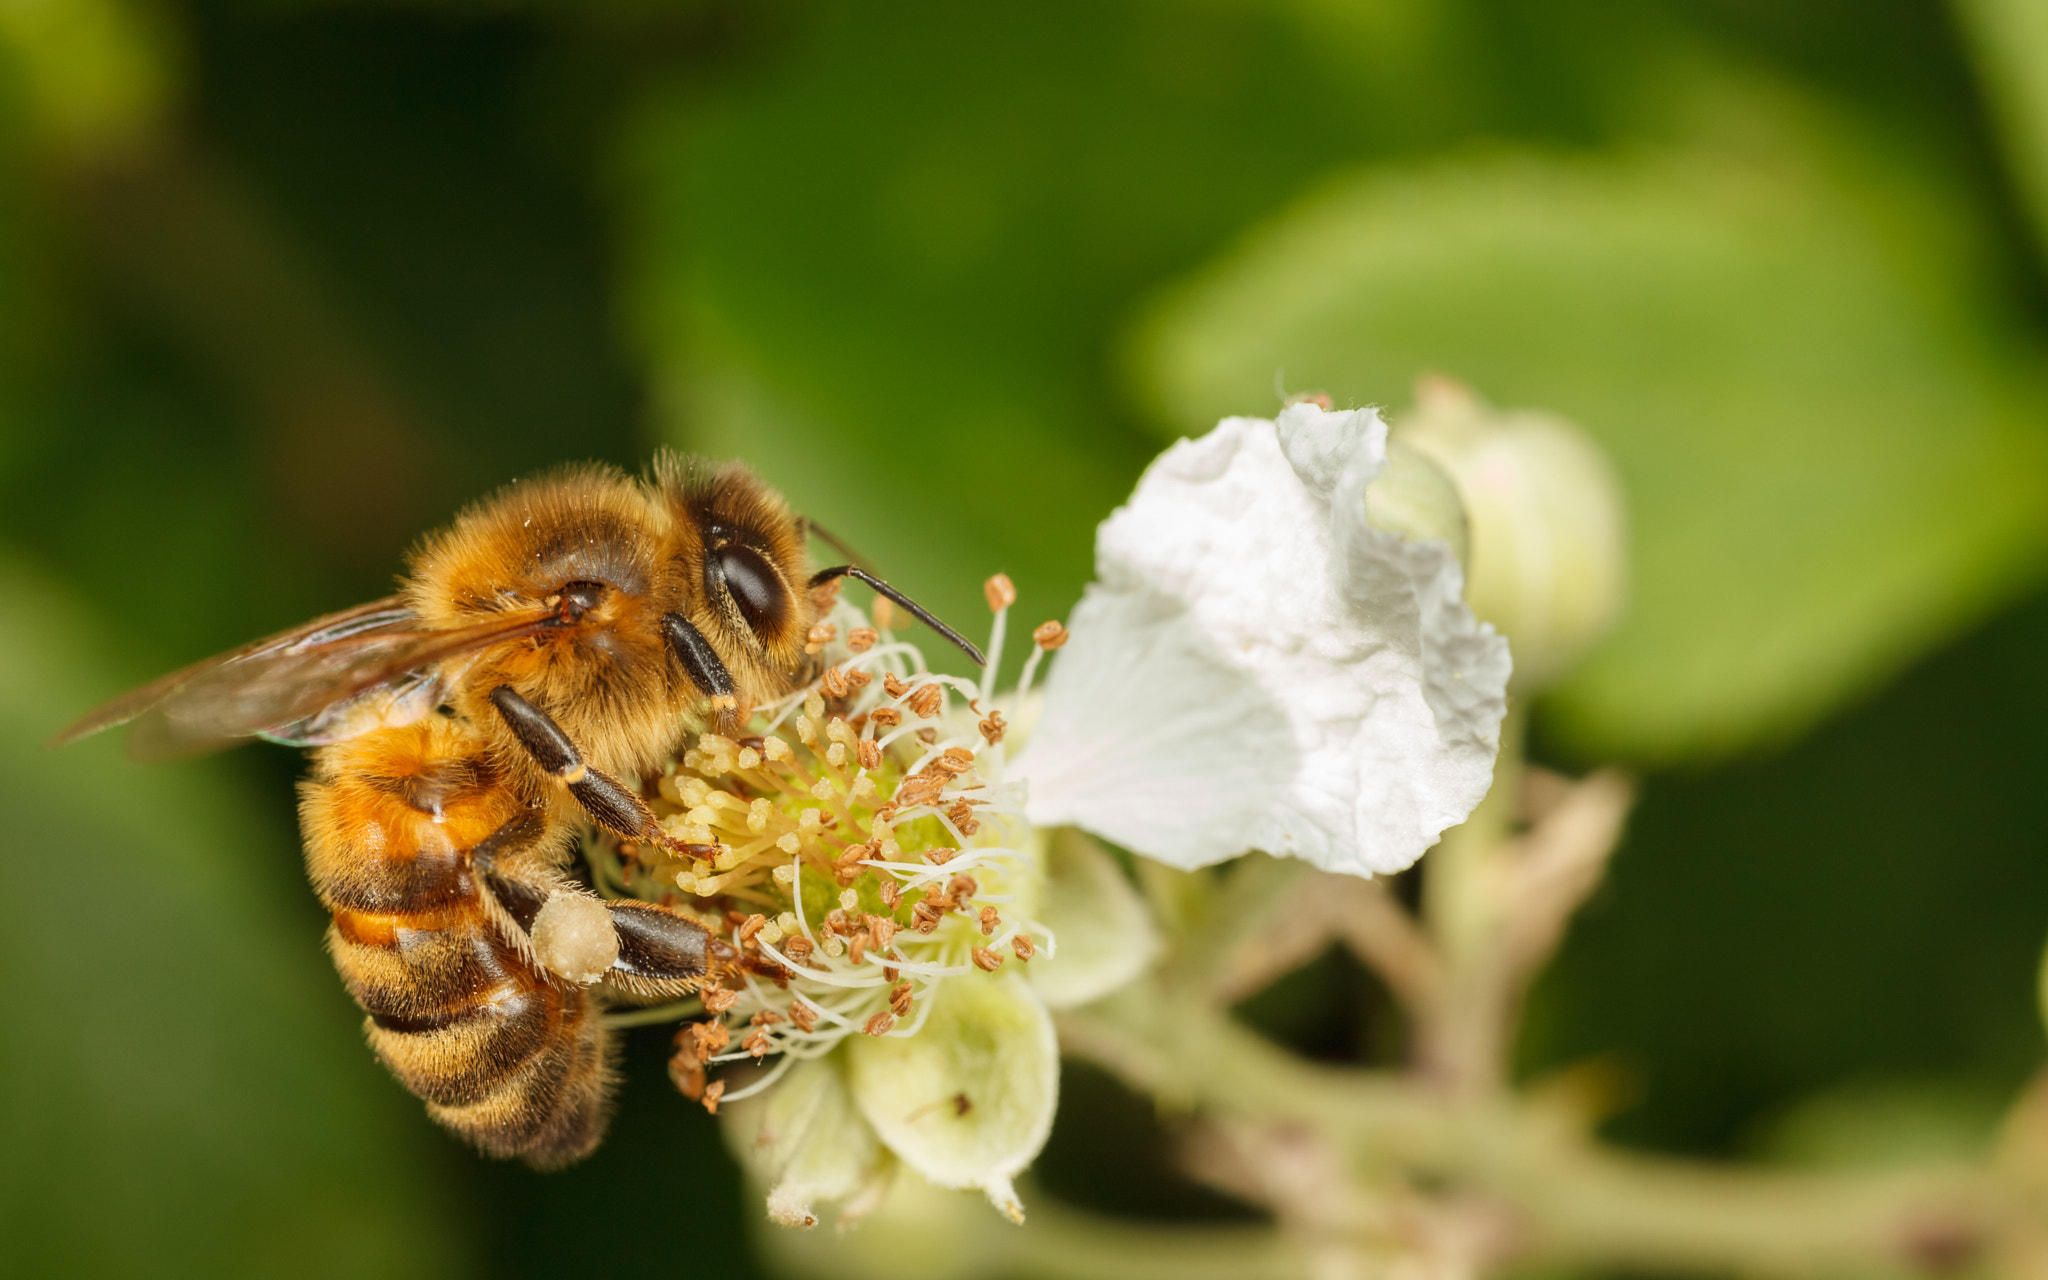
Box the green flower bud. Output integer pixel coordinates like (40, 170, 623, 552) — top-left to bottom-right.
(1395, 377, 1628, 691)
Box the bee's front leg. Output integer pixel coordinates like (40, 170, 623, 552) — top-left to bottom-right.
(487, 685, 694, 856)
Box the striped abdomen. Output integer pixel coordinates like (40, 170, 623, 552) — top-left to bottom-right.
(300, 717, 611, 1169)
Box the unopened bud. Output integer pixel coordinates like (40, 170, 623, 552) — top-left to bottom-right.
(1395, 377, 1627, 691)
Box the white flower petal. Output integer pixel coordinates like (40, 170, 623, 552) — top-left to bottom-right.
(1025, 827, 1160, 1010)
(1015, 404, 1509, 877)
(722, 1055, 885, 1230)
(844, 970, 1058, 1222)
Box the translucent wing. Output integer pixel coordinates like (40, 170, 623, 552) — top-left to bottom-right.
(53, 596, 557, 760)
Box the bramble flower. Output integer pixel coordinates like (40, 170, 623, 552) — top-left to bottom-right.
(614, 401, 1509, 1230)
(600, 588, 1151, 1228)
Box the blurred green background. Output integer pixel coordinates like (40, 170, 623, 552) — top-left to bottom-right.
(4, 0, 2048, 1275)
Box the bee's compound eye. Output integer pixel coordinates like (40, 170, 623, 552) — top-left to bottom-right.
(717, 543, 789, 637)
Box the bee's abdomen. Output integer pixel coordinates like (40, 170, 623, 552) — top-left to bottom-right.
(302, 721, 612, 1170)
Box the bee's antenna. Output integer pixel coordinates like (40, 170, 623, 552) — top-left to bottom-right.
(800, 517, 879, 575)
(810, 565, 987, 668)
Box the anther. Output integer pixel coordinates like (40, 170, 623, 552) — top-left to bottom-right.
(936, 746, 976, 775)
(869, 707, 902, 728)
(867, 914, 898, 949)
(703, 987, 739, 1014)
(949, 874, 980, 901)
(738, 914, 766, 944)
(1033, 620, 1070, 650)
(784, 937, 815, 962)
(979, 906, 999, 936)
(979, 709, 1007, 744)
(972, 947, 1004, 972)
(847, 626, 878, 652)
(820, 666, 850, 699)
(871, 597, 895, 630)
(908, 685, 943, 719)
(743, 1030, 772, 1058)
(1012, 934, 1036, 962)
(984, 573, 1017, 612)
(691, 1021, 731, 1055)
(947, 798, 982, 835)
(847, 932, 867, 965)
(701, 1080, 725, 1114)
(883, 672, 910, 699)
(857, 739, 883, 770)
(877, 879, 902, 909)
(805, 622, 837, 655)
(789, 1000, 818, 1032)
(890, 981, 914, 1016)
(864, 1011, 895, 1036)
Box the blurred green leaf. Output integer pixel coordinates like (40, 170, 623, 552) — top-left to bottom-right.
(0, 549, 468, 1278)
(1953, 0, 2048, 258)
(1129, 89, 2048, 762)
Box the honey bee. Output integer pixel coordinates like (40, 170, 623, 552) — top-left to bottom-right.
(56, 457, 982, 1169)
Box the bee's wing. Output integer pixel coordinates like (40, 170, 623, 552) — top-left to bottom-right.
(52, 596, 557, 760)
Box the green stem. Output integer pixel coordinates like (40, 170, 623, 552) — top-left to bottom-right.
(1060, 989, 2007, 1277)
